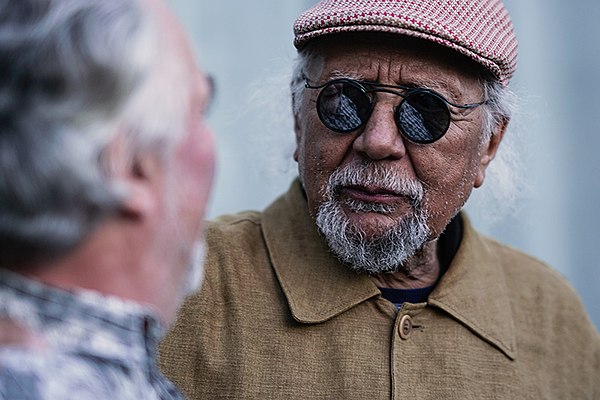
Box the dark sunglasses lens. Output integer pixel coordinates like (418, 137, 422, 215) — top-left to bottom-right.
(397, 91, 450, 143)
(316, 81, 370, 133)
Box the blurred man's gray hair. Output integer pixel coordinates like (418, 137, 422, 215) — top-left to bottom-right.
(0, 0, 190, 267)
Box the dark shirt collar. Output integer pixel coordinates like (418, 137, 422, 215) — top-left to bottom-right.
(379, 215, 463, 306)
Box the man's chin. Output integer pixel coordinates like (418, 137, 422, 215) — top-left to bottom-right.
(316, 198, 431, 275)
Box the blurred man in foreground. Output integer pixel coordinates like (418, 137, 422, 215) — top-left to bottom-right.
(0, 0, 215, 398)
(160, 0, 599, 398)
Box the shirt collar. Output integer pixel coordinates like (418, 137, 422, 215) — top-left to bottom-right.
(262, 179, 516, 359)
(0, 270, 164, 365)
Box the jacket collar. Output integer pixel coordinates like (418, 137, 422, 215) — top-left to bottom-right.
(428, 217, 517, 359)
(262, 180, 380, 324)
(262, 179, 516, 359)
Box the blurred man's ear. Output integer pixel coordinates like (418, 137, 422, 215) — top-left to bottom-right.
(104, 132, 161, 220)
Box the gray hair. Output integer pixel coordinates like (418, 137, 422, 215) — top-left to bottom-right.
(0, 0, 191, 267)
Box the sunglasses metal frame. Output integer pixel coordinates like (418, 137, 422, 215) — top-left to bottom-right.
(304, 78, 487, 144)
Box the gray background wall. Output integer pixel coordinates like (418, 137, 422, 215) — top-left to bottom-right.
(168, 0, 600, 329)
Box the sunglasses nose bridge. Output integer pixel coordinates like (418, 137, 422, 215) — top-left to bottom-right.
(352, 95, 408, 160)
(370, 90, 406, 129)
(367, 88, 407, 122)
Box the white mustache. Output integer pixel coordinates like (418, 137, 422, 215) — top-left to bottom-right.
(326, 163, 424, 206)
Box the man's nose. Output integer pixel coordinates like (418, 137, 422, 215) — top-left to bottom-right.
(352, 102, 407, 161)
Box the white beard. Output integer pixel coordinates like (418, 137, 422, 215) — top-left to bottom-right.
(314, 162, 431, 275)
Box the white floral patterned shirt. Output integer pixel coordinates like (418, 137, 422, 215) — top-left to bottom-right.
(0, 271, 184, 400)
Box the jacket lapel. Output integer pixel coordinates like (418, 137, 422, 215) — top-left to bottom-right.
(429, 216, 517, 359)
(262, 180, 380, 324)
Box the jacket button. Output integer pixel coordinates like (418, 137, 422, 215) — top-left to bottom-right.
(398, 314, 413, 340)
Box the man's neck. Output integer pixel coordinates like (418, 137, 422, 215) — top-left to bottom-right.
(369, 239, 440, 289)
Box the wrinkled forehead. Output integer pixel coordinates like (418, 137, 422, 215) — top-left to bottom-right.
(309, 33, 486, 93)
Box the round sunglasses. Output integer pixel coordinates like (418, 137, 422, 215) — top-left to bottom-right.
(304, 78, 487, 144)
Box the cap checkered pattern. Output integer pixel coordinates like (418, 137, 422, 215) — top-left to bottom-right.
(294, 0, 518, 85)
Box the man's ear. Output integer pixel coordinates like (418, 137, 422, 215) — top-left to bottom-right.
(118, 153, 159, 220)
(105, 134, 161, 220)
(474, 119, 508, 188)
(292, 107, 301, 162)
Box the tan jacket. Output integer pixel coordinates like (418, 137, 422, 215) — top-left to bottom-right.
(160, 180, 600, 399)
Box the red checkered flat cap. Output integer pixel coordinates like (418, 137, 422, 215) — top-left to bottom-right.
(294, 0, 518, 85)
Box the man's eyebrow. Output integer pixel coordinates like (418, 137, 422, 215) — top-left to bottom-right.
(410, 78, 460, 97)
(329, 70, 365, 80)
(327, 72, 456, 93)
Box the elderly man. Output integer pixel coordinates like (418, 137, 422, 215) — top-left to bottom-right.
(0, 0, 214, 398)
(160, 0, 600, 398)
